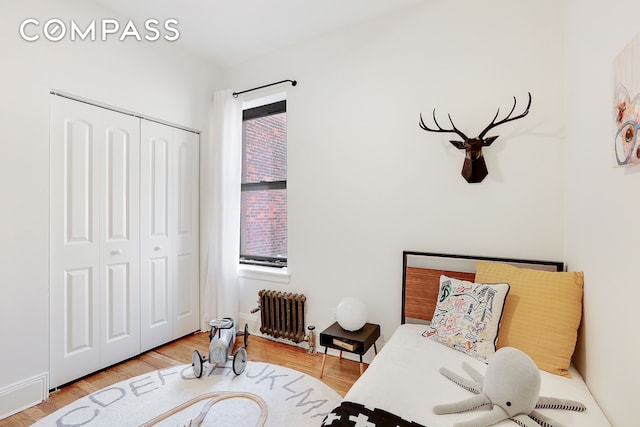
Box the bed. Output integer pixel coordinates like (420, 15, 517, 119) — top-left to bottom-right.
(322, 251, 611, 427)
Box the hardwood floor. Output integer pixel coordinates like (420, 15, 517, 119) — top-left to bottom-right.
(2, 332, 361, 426)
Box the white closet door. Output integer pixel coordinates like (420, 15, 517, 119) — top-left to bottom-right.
(50, 96, 101, 388)
(140, 121, 173, 351)
(50, 96, 140, 387)
(141, 121, 200, 350)
(99, 110, 140, 367)
(172, 128, 200, 338)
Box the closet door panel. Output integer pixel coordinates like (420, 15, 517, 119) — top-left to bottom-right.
(105, 263, 130, 339)
(99, 114, 140, 367)
(175, 253, 194, 318)
(64, 269, 95, 352)
(149, 257, 169, 322)
(172, 129, 200, 338)
(140, 121, 173, 351)
(65, 120, 95, 244)
(105, 129, 132, 240)
(50, 97, 101, 388)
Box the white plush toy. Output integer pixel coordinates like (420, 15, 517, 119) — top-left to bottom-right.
(433, 347, 586, 427)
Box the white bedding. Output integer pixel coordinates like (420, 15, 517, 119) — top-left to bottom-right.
(343, 324, 611, 427)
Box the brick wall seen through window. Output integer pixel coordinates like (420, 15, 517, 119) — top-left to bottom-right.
(240, 102, 287, 266)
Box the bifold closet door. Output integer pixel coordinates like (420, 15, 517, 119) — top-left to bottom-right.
(140, 122, 172, 350)
(172, 126, 200, 339)
(50, 96, 140, 388)
(140, 120, 199, 352)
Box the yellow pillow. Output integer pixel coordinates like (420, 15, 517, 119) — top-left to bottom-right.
(475, 261, 583, 377)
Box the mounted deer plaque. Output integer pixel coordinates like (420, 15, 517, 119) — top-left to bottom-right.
(419, 93, 532, 183)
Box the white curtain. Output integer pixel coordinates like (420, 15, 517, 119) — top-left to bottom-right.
(201, 89, 242, 330)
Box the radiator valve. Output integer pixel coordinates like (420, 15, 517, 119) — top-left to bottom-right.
(305, 325, 317, 354)
(250, 297, 261, 314)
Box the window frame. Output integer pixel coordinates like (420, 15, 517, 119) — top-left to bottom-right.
(239, 99, 288, 269)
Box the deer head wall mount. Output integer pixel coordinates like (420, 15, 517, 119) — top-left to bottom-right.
(419, 92, 532, 183)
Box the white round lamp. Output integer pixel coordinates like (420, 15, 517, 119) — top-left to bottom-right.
(336, 297, 368, 331)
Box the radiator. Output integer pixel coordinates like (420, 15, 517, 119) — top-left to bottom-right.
(256, 289, 307, 343)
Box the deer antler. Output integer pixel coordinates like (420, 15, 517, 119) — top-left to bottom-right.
(477, 92, 532, 140)
(417, 93, 533, 183)
(419, 109, 469, 141)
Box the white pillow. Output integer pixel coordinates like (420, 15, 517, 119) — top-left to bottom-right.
(423, 275, 510, 362)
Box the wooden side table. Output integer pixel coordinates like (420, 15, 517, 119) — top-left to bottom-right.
(319, 321, 380, 377)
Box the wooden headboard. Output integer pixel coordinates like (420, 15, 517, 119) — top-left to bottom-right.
(401, 251, 564, 324)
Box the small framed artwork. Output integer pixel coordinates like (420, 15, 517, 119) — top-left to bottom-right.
(614, 33, 640, 166)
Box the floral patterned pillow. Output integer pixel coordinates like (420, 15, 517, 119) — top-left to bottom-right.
(423, 275, 510, 362)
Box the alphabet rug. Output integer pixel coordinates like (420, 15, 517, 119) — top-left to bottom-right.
(34, 361, 342, 426)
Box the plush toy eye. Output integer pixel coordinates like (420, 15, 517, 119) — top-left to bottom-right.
(625, 126, 634, 143)
(506, 401, 512, 407)
(615, 122, 638, 165)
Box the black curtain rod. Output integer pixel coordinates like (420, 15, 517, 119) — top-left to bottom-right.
(233, 79, 297, 98)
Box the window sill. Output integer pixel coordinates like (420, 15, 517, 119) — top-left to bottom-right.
(238, 264, 290, 284)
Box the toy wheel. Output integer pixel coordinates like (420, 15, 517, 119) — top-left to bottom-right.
(192, 349, 204, 378)
(243, 323, 249, 347)
(232, 347, 248, 375)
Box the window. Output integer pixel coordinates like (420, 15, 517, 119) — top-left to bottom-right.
(240, 100, 287, 268)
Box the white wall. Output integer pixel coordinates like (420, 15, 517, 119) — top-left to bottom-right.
(0, 0, 218, 417)
(563, 1, 640, 425)
(226, 0, 565, 363)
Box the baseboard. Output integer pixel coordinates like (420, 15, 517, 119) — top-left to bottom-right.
(238, 312, 260, 336)
(238, 312, 310, 351)
(0, 372, 49, 420)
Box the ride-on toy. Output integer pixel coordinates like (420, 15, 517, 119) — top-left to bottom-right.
(192, 318, 249, 378)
